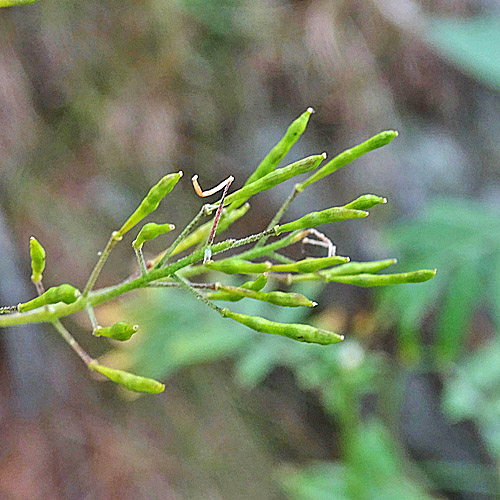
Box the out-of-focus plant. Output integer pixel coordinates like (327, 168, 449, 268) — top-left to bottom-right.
(375, 198, 500, 367)
(110, 283, 439, 498)
(374, 197, 500, 493)
(0, 109, 435, 394)
(425, 15, 500, 89)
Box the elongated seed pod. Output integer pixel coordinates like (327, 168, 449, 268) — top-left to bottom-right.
(327, 269, 436, 286)
(244, 274, 268, 291)
(269, 255, 349, 273)
(118, 171, 183, 236)
(283, 259, 399, 283)
(29, 237, 46, 283)
(222, 154, 325, 210)
(245, 107, 314, 185)
(209, 285, 315, 307)
(205, 259, 272, 274)
(222, 309, 343, 345)
(133, 223, 175, 249)
(343, 194, 387, 211)
(0, 0, 38, 6)
(322, 259, 397, 277)
(18, 284, 80, 312)
(207, 274, 268, 302)
(298, 130, 398, 191)
(171, 203, 250, 256)
(275, 207, 368, 235)
(89, 362, 165, 394)
(93, 321, 139, 341)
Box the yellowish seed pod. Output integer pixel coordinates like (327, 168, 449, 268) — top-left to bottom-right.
(275, 207, 368, 235)
(205, 259, 272, 274)
(209, 285, 315, 307)
(222, 309, 343, 345)
(245, 107, 315, 185)
(133, 223, 175, 249)
(18, 284, 81, 312)
(29, 236, 46, 283)
(299, 130, 398, 190)
(93, 322, 139, 341)
(207, 274, 268, 302)
(89, 362, 165, 394)
(327, 269, 437, 286)
(222, 154, 326, 210)
(343, 194, 387, 211)
(322, 259, 397, 278)
(269, 255, 349, 273)
(118, 171, 182, 237)
(0, 0, 39, 6)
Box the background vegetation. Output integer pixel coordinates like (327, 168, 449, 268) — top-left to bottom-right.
(1, 0, 500, 498)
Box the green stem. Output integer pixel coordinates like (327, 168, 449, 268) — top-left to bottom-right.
(86, 303, 99, 329)
(155, 204, 210, 269)
(145, 281, 216, 290)
(177, 230, 304, 278)
(254, 184, 300, 248)
(134, 246, 148, 276)
(83, 232, 121, 297)
(0, 305, 18, 314)
(0, 229, 278, 328)
(170, 273, 224, 315)
(52, 319, 94, 366)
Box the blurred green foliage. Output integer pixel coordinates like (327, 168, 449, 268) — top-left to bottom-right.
(426, 16, 500, 89)
(376, 198, 500, 367)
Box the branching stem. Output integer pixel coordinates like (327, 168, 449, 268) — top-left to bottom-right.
(52, 319, 94, 366)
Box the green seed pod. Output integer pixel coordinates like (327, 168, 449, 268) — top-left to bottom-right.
(205, 259, 272, 274)
(29, 237, 46, 283)
(269, 255, 349, 273)
(244, 274, 268, 291)
(275, 207, 368, 235)
(0, 0, 39, 6)
(327, 269, 437, 286)
(343, 194, 387, 211)
(245, 107, 314, 185)
(210, 285, 315, 307)
(207, 274, 268, 302)
(298, 130, 398, 191)
(322, 259, 397, 277)
(89, 362, 165, 394)
(118, 171, 183, 236)
(222, 154, 326, 210)
(133, 223, 175, 249)
(18, 284, 81, 312)
(171, 203, 250, 256)
(93, 321, 139, 341)
(222, 309, 343, 345)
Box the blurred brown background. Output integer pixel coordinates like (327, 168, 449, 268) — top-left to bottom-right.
(1, 0, 500, 498)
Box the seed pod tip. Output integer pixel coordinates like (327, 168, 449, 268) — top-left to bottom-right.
(321, 152, 327, 159)
(307, 107, 315, 114)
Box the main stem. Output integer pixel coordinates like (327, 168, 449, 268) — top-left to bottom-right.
(0, 228, 281, 328)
